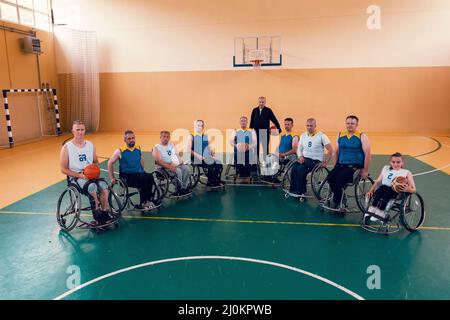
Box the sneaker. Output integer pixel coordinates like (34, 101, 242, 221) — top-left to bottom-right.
(363, 214, 371, 224)
(143, 201, 156, 211)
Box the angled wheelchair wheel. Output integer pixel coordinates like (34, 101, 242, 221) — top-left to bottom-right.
(56, 186, 81, 232)
(400, 193, 425, 232)
(109, 178, 128, 212)
(281, 162, 293, 192)
(190, 165, 201, 188)
(316, 179, 332, 203)
(354, 176, 374, 213)
(108, 185, 124, 218)
(310, 165, 329, 198)
(153, 169, 170, 199)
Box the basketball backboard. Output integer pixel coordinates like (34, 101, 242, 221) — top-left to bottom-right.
(233, 36, 282, 68)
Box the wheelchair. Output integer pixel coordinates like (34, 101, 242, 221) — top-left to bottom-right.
(56, 177, 123, 233)
(152, 165, 196, 200)
(361, 192, 425, 234)
(109, 171, 163, 213)
(316, 169, 374, 216)
(190, 163, 226, 191)
(281, 161, 330, 203)
(257, 153, 296, 186)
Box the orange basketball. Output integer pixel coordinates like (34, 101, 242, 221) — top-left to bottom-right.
(83, 164, 100, 180)
(270, 126, 279, 136)
(392, 176, 408, 193)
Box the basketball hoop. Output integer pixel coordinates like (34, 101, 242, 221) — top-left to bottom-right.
(248, 49, 266, 69)
(250, 59, 264, 68)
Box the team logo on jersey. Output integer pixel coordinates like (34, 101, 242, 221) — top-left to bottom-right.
(167, 150, 172, 156)
(78, 154, 87, 162)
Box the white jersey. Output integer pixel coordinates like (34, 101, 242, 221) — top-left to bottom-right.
(65, 140, 94, 173)
(155, 143, 180, 165)
(297, 131, 331, 162)
(381, 165, 410, 187)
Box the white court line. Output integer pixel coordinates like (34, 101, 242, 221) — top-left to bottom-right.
(412, 164, 450, 177)
(54, 256, 364, 301)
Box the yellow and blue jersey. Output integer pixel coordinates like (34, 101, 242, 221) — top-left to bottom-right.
(279, 132, 298, 154)
(235, 129, 253, 145)
(119, 145, 144, 174)
(337, 131, 364, 167)
(192, 132, 211, 156)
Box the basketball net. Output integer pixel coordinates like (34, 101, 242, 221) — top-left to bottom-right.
(250, 59, 263, 69)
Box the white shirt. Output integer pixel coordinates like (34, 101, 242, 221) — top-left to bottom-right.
(297, 131, 330, 162)
(381, 165, 410, 186)
(65, 140, 94, 173)
(155, 143, 180, 165)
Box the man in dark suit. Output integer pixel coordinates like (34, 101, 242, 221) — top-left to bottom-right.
(249, 96, 281, 159)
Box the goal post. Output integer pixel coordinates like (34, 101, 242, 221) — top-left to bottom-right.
(1, 88, 62, 148)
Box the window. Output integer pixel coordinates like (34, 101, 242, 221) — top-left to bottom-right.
(0, 0, 51, 31)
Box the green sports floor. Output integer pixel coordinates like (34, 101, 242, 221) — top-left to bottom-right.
(0, 154, 449, 300)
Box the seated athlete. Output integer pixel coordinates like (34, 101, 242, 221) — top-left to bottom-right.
(107, 130, 157, 211)
(229, 116, 257, 178)
(267, 117, 300, 183)
(275, 118, 299, 163)
(60, 120, 110, 225)
(153, 131, 191, 196)
(187, 120, 224, 187)
(290, 118, 333, 196)
(327, 115, 371, 210)
(365, 152, 416, 222)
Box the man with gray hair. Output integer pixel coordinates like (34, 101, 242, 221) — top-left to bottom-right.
(108, 130, 157, 211)
(250, 96, 281, 158)
(290, 118, 333, 196)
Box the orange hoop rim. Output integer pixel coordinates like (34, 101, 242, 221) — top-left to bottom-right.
(250, 59, 264, 67)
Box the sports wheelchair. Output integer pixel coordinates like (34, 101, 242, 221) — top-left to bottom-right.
(281, 161, 330, 203)
(316, 169, 374, 216)
(152, 165, 196, 200)
(190, 163, 226, 191)
(361, 192, 425, 234)
(109, 171, 163, 213)
(56, 177, 123, 232)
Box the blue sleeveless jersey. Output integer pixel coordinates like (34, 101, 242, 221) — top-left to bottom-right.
(235, 129, 252, 145)
(279, 132, 298, 154)
(119, 146, 144, 174)
(192, 133, 210, 156)
(337, 132, 364, 167)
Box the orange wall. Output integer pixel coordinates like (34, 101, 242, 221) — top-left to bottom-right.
(98, 67, 450, 133)
(0, 21, 61, 145)
(51, 0, 450, 133)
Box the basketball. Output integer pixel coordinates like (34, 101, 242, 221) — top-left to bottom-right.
(392, 176, 408, 193)
(236, 143, 247, 152)
(83, 164, 100, 180)
(270, 126, 279, 136)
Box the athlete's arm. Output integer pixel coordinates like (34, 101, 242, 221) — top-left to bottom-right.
(60, 145, 85, 179)
(92, 145, 99, 165)
(297, 136, 305, 163)
(361, 133, 371, 179)
(367, 172, 383, 198)
(283, 135, 299, 157)
(153, 147, 177, 172)
(323, 143, 333, 166)
(107, 149, 121, 183)
(402, 172, 417, 193)
(250, 130, 257, 150)
(333, 134, 340, 166)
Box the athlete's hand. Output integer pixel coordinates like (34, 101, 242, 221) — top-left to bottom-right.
(366, 189, 374, 198)
(111, 178, 117, 185)
(298, 156, 305, 164)
(320, 161, 327, 168)
(360, 170, 369, 179)
(79, 172, 87, 180)
(168, 164, 177, 173)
